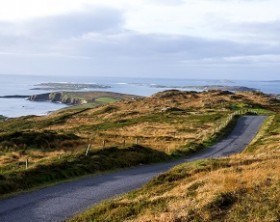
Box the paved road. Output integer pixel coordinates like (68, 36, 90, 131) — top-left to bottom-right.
(0, 116, 266, 222)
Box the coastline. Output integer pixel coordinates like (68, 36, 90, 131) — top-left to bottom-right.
(0, 91, 140, 118)
(1, 76, 280, 118)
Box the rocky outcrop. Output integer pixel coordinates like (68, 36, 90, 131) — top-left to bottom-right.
(28, 92, 86, 105)
(28, 93, 50, 101)
(27, 91, 138, 106)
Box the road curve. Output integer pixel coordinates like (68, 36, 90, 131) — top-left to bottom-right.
(0, 116, 266, 222)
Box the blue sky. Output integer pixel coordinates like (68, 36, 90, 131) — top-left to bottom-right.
(0, 0, 279, 80)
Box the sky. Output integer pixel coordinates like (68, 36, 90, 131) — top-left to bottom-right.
(0, 0, 280, 80)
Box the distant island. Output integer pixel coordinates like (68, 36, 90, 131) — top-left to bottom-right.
(28, 82, 258, 93)
(187, 85, 258, 92)
(258, 80, 280, 83)
(146, 84, 257, 92)
(30, 82, 111, 91)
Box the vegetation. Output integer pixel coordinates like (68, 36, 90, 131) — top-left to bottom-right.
(29, 91, 137, 106)
(0, 130, 79, 150)
(0, 90, 279, 197)
(0, 145, 169, 196)
(69, 103, 280, 222)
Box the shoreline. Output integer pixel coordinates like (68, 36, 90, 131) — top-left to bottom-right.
(0, 95, 29, 99)
(1, 84, 279, 118)
(0, 91, 140, 118)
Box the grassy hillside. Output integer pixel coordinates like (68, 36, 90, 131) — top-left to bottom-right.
(69, 114, 280, 222)
(0, 90, 278, 196)
(28, 91, 137, 106)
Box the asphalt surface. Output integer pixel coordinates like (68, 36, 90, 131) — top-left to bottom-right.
(0, 116, 266, 222)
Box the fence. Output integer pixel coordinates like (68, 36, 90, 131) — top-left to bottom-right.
(17, 110, 251, 170)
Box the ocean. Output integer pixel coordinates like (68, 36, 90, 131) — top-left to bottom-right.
(0, 74, 279, 118)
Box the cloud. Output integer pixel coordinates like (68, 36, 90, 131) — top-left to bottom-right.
(26, 7, 124, 39)
(222, 54, 280, 64)
(0, 1, 280, 79)
(144, 0, 184, 5)
(0, 7, 124, 53)
(61, 31, 280, 61)
(208, 19, 280, 45)
(180, 54, 280, 66)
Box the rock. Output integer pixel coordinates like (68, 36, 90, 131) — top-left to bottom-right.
(28, 92, 85, 105)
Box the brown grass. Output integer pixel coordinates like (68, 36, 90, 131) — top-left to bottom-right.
(70, 153, 280, 222)
(2, 90, 250, 162)
(69, 107, 280, 222)
(0, 90, 278, 197)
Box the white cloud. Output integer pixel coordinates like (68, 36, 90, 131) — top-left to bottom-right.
(223, 54, 280, 64)
(1, 0, 280, 42)
(180, 54, 280, 66)
(0, 0, 93, 21)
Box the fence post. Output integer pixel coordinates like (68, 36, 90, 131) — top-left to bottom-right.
(135, 138, 139, 145)
(85, 144, 91, 156)
(102, 140, 106, 148)
(25, 158, 29, 169)
(123, 139, 126, 147)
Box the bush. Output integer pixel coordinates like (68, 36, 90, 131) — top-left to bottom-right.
(0, 131, 80, 150)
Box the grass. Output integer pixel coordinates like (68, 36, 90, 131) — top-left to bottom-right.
(0, 145, 170, 196)
(31, 91, 138, 106)
(0, 130, 79, 150)
(67, 93, 280, 222)
(95, 97, 118, 104)
(245, 115, 275, 153)
(174, 115, 239, 156)
(69, 149, 280, 222)
(0, 90, 278, 198)
(0, 112, 237, 196)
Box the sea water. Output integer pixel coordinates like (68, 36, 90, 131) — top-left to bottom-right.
(0, 74, 279, 117)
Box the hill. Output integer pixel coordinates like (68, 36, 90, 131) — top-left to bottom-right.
(0, 90, 278, 196)
(69, 97, 280, 222)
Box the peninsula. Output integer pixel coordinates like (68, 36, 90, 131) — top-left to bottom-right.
(28, 91, 139, 105)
